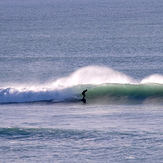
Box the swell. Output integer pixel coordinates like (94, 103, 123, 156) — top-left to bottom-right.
(0, 127, 140, 141)
(0, 127, 97, 140)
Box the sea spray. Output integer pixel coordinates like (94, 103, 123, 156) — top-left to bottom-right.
(141, 74, 163, 84)
(53, 65, 134, 87)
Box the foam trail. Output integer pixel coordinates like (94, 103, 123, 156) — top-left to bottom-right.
(53, 65, 134, 87)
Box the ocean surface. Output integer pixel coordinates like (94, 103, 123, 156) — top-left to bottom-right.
(1, 0, 163, 162)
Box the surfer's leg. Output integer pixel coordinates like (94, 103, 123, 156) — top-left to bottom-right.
(81, 97, 86, 103)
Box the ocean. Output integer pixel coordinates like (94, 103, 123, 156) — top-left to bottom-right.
(0, 0, 163, 162)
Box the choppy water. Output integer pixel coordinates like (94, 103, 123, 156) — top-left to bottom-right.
(1, 104, 163, 162)
(1, 0, 163, 162)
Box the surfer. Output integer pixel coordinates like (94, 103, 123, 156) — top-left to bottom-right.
(82, 89, 87, 97)
(81, 89, 87, 103)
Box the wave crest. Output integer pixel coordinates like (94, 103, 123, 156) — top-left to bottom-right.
(141, 74, 163, 84)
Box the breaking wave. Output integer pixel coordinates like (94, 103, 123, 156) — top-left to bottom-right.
(1, 65, 163, 104)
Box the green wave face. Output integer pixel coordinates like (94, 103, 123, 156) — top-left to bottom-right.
(84, 83, 163, 104)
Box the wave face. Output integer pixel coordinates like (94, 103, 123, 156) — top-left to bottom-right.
(1, 66, 163, 104)
(86, 83, 163, 104)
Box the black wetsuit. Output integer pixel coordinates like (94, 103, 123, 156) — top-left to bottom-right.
(82, 89, 87, 97)
(81, 89, 87, 103)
